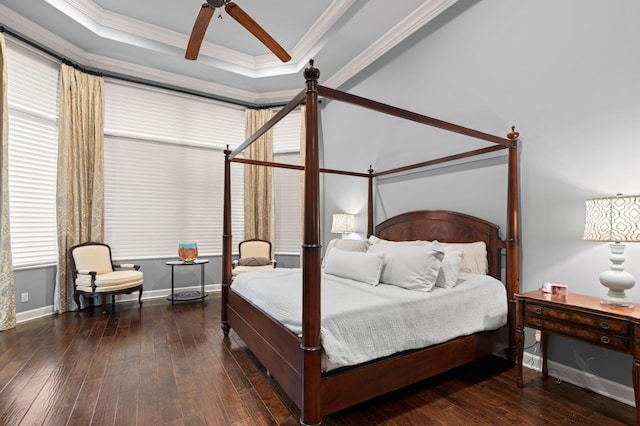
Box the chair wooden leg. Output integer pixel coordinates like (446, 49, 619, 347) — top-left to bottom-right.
(101, 294, 108, 314)
(74, 292, 82, 311)
(138, 287, 143, 306)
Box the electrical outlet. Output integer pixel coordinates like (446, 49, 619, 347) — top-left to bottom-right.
(21, 292, 28, 303)
(535, 329, 541, 342)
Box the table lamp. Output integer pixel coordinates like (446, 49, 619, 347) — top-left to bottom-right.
(582, 194, 640, 307)
(331, 213, 355, 238)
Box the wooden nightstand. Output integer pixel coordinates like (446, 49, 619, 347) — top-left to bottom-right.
(515, 290, 640, 424)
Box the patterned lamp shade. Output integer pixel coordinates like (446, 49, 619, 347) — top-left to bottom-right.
(583, 194, 640, 242)
(331, 213, 355, 235)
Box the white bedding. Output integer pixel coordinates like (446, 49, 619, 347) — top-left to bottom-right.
(231, 268, 508, 370)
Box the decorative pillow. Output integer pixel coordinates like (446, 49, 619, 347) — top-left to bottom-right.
(368, 243, 444, 291)
(434, 248, 463, 288)
(323, 248, 385, 286)
(368, 235, 387, 245)
(368, 235, 423, 246)
(322, 238, 370, 267)
(238, 257, 272, 266)
(441, 241, 488, 275)
(369, 236, 461, 288)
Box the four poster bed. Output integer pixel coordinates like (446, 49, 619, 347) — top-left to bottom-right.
(221, 61, 521, 425)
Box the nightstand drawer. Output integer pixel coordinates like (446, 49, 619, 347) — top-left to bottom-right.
(525, 303, 629, 336)
(524, 315, 629, 351)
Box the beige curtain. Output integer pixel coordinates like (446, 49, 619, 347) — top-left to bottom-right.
(244, 108, 273, 241)
(0, 33, 16, 331)
(55, 64, 105, 313)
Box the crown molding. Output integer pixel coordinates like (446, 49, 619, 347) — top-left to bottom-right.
(84, 52, 261, 104)
(288, 0, 356, 63)
(0, 4, 86, 64)
(44, 0, 356, 75)
(326, 0, 458, 89)
(45, 0, 260, 70)
(0, 4, 259, 103)
(1, 1, 458, 105)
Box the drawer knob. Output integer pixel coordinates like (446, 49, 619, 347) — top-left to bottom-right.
(601, 321, 609, 330)
(535, 307, 542, 314)
(536, 320, 543, 327)
(601, 336, 610, 344)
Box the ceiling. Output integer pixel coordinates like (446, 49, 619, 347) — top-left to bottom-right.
(0, 0, 457, 105)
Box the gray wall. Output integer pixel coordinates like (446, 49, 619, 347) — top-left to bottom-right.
(320, 0, 640, 388)
(14, 266, 56, 313)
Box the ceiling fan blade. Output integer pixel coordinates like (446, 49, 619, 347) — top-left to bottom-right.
(225, 2, 292, 62)
(185, 4, 216, 60)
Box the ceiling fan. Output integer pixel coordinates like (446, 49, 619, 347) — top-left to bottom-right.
(185, 0, 292, 62)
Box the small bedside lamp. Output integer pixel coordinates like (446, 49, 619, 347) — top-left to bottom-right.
(331, 213, 355, 238)
(583, 194, 640, 307)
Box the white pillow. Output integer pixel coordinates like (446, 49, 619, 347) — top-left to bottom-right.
(369, 236, 461, 288)
(368, 235, 387, 245)
(322, 238, 370, 267)
(435, 248, 463, 288)
(368, 235, 422, 246)
(324, 248, 385, 286)
(368, 243, 444, 291)
(441, 241, 488, 275)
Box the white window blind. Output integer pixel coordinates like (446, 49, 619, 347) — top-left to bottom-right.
(272, 108, 302, 254)
(104, 81, 243, 149)
(6, 39, 60, 269)
(273, 153, 302, 254)
(103, 80, 245, 260)
(273, 109, 302, 153)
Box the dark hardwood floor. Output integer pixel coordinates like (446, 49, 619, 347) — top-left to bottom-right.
(0, 294, 635, 425)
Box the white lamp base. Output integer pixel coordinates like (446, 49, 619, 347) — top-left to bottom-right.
(600, 289, 634, 308)
(599, 243, 635, 308)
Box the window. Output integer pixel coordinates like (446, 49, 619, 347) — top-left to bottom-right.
(273, 152, 302, 254)
(6, 39, 60, 269)
(272, 109, 302, 254)
(4, 37, 301, 265)
(103, 80, 245, 260)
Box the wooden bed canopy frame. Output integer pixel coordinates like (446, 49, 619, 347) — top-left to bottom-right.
(221, 60, 521, 425)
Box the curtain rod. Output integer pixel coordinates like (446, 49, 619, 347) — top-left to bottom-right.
(0, 24, 290, 109)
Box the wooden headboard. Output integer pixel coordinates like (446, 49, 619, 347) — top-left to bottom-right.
(374, 210, 505, 280)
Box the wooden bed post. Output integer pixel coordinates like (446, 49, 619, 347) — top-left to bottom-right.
(506, 126, 521, 362)
(301, 60, 322, 426)
(221, 146, 232, 336)
(367, 166, 374, 237)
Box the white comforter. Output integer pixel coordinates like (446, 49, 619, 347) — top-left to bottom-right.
(231, 268, 507, 370)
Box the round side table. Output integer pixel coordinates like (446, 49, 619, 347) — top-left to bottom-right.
(166, 259, 209, 304)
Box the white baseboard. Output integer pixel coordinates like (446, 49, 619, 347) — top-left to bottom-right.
(523, 351, 635, 407)
(16, 305, 56, 323)
(16, 284, 222, 324)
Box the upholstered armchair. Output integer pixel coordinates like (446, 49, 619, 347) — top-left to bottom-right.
(69, 242, 143, 312)
(232, 239, 277, 276)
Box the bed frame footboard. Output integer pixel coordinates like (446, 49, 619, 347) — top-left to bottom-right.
(227, 290, 304, 408)
(227, 287, 509, 418)
(320, 326, 509, 416)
